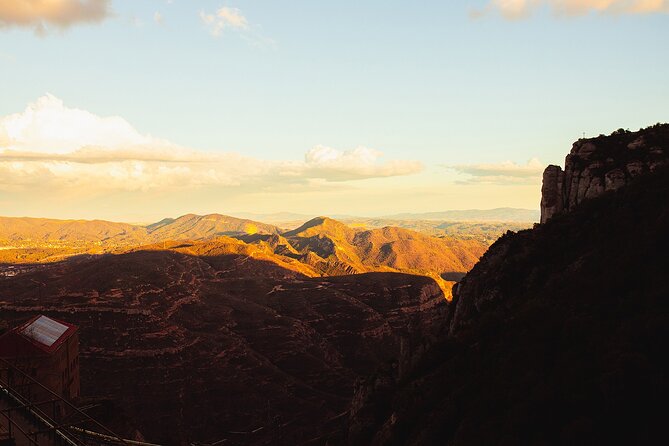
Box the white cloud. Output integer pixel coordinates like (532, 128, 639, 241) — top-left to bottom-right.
(200, 6, 248, 36)
(477, 0, 669, 19)
(0, 0, 112, 34)
(154, 11, 163, 25)
(448, 158, 545, 185)
(0, 94, 171, 154)
(303, 145, 422, 181)
(0, 95, 421, 193)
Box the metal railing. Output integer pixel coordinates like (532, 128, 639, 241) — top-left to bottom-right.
(0, 357, 131, 446)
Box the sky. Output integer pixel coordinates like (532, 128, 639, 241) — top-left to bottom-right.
(0, 0, 668, 222)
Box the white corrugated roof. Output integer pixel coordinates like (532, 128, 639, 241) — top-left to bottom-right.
(21, 316, 69, 347)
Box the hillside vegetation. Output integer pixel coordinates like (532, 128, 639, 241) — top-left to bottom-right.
(1, 215, 492, 298)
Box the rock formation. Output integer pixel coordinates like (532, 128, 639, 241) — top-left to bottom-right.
(541, 124, 669, 223)
(347, 126, 669, 445)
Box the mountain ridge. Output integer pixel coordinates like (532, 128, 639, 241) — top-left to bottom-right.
(541, 123, 669, 223)
(0, 247, 447, 444)
(346, 126, 669, 445)
(382, 207, 539, 222)
(0, 214, 490, 298)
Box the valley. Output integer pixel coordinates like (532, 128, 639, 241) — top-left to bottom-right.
(1, 125, 667, 444)
(2, 4, 667, 443)
(0, 248, 447, 444)
(0, 210, 508, 442)
(0, 213, 518, 298)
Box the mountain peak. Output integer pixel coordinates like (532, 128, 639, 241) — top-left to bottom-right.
(283, 216, 352, 238)
(350, 127, 669, 445)
(144, 213, 281, 239)
(541, 123, 669, 223)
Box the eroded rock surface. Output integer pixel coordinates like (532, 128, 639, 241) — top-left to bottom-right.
(540, 124, 669, 223)
(346, 128, 669, 446)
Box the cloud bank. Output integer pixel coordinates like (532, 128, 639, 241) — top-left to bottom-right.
(0, 94, 171, 154)
(478, 0, 669, 19)
(303, 146, 422, 181)
(449, 158, 545, 185)
(0, 0, 111, 34)
(0, 95, 422, 193)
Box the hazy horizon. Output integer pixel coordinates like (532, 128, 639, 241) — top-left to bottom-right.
(0, 206, 541, 225)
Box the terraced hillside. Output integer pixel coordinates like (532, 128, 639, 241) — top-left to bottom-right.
(0, 249, 446, 444)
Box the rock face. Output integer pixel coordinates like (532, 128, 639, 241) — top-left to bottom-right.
(539, 165, 565, 223)
(540, 124, 669, 223)
(346, 127, 669, 445)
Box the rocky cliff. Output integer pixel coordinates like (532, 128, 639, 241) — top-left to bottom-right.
(347, 127, 669, 445)
(541, 124, 669, 223)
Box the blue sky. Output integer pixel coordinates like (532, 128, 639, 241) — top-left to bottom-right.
(0, 1, 668, 221)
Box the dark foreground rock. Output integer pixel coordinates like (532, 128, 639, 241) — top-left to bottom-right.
(350, 132, 669, 445)
(0, 252, 445, 445)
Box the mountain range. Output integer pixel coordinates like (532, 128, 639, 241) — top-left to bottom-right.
(1, 126, 667, 444)
(0, 213, 492, 297)
(235, 208, 539, 224)
(0, 213, 280, 245)
(379, 207, 539, 222)
(0, 237, 447, 443)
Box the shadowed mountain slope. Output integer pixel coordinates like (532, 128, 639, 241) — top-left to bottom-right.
(284, 217, 487, 275)
(0, 215, 488, 287)
(346, 133, 669, 445)
(240, 217, 488, 297)
(0, 247, 446, 445)
(123, 237, 321, 278)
